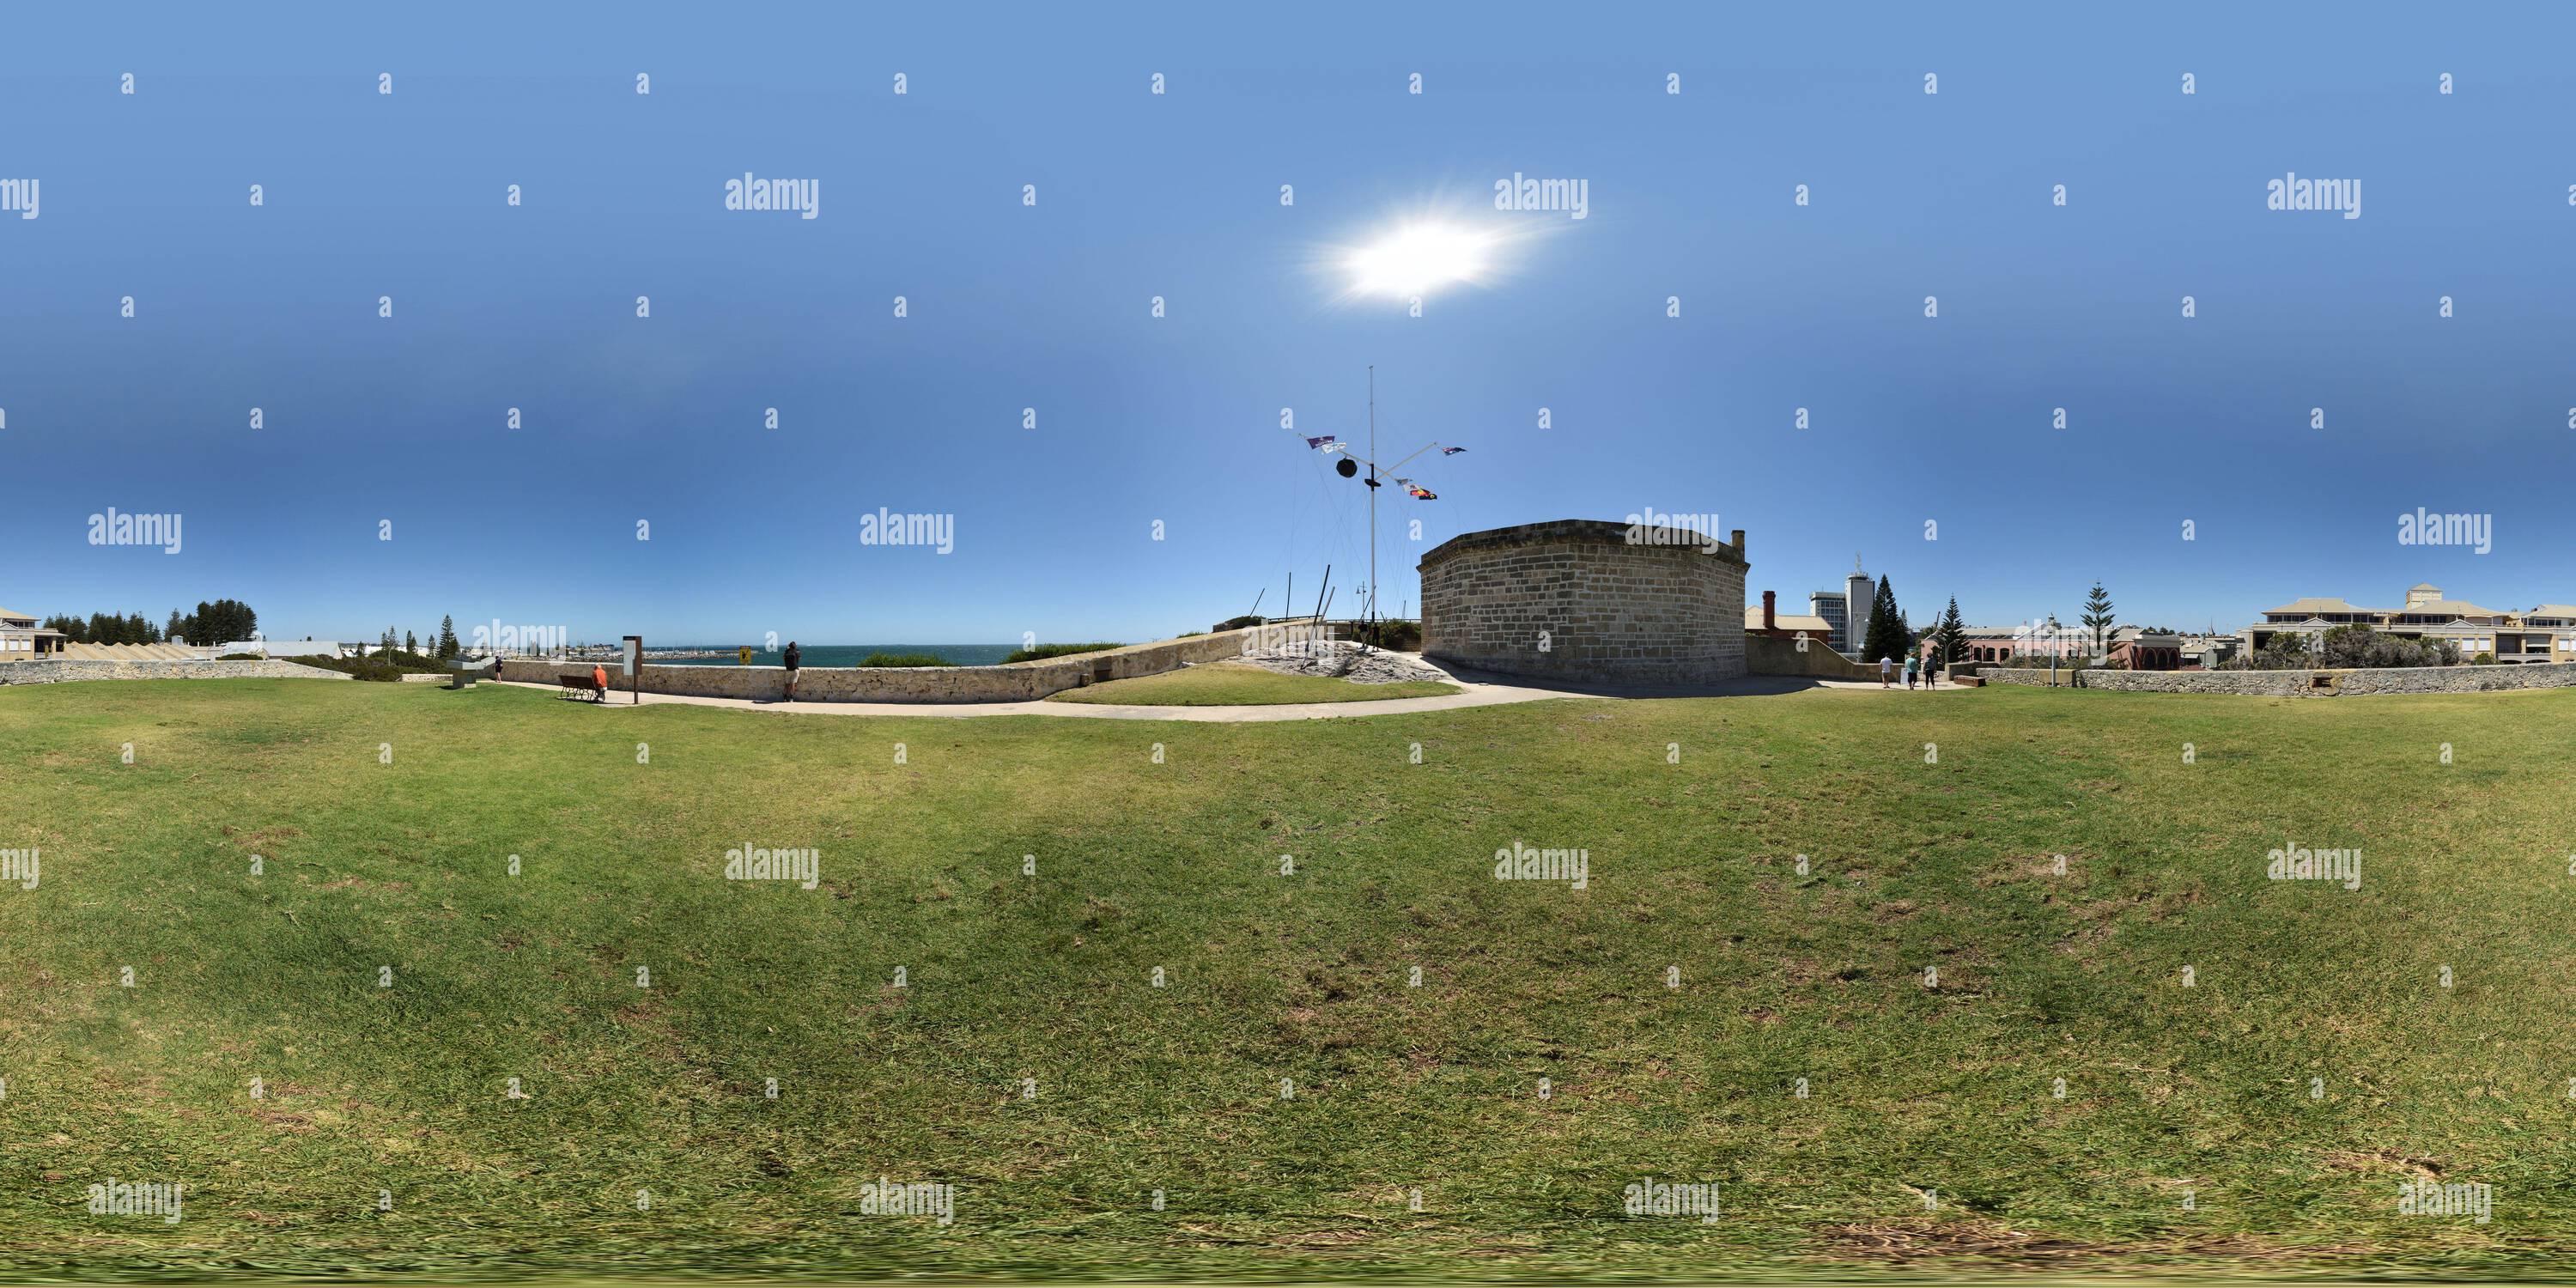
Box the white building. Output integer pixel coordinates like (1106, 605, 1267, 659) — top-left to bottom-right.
(221, 639, 354, 659)
(0, 605, 69, 659)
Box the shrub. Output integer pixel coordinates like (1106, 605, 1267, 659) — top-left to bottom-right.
(1358, 618, 1422, 652)
(1005, 642, 1122, 664)
(2473, 652, 2496, 665)
(294, 652, 447, 680)
(1212, 616, 1267, 632)
(2225, 627, 2459, 671)
(857, 653, 951, 668)
(216, 653, 264, 661)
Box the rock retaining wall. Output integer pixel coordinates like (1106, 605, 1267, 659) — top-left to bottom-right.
(1746, 633, 1876, 679)
(495, 620, 1331, 704)
(1982, 662, 2576, 696)
(0, 659, 352, 685)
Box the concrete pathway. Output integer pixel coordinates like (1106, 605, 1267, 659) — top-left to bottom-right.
(486, 663, 1963, 723)
(488, 677, 1555, 722)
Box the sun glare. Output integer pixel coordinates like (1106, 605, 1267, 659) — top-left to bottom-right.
(1346, 222, 1494, 298)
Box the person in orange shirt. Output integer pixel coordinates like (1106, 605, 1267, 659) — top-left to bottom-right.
(592, 662, 610, 699)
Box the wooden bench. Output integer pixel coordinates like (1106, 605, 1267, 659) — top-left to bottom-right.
(558, 672, 606, 702)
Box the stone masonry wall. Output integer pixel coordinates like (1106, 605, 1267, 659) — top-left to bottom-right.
(495, 620, 1334, 704)
(1418, 519, 1747, 685)
(1745, 632, 1878, 679)
(1983, 661, 2576, 696)
(0, 659, 352, 685)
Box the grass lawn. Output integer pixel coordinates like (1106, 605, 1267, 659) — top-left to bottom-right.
(3, 677, 2574, 1279)
(1048, 662, 1461, 705)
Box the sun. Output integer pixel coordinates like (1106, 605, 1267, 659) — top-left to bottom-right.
(1344, 221, 1496, 298)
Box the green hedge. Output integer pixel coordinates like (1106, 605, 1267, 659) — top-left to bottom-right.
(1004, 642, 1122, 664)
(293, 650, 453, 681)
(856, 653, 951, 668)
(1358, 618, 1421, 651)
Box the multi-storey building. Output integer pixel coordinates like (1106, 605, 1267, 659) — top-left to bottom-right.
(0, 606, 68, 660)
(1798, 558, 1876, 658)
(2243, 583, 2576, 662)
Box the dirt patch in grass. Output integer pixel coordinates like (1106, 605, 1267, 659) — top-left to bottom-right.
(1814, 1221, 2369, 1267)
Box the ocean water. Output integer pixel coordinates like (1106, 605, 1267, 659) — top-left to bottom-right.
(653, 644, 1019, 668)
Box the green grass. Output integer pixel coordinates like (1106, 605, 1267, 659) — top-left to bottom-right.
(3, 678, 2575, 1279)
(1048, 663, 1461, 705)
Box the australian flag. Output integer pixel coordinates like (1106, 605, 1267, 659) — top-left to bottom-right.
(1305, 435, 1341, 450)
(1441, 446, 1467, 455)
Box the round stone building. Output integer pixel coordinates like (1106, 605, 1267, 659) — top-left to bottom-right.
(1416, 519, 1748, 685)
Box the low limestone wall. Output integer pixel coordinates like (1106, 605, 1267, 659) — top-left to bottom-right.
(1746, 634, 1876, 679)
(2336, 662, 2576, 695)
(1983, 661, 2576, 696)
(0, 659, 352, 685)
(496, 620, 1332, 704)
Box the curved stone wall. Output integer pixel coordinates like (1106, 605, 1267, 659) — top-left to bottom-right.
(0, 659, 350, 685)
(492, 619, 1327, 704)
(1417, 519, 1747, 685)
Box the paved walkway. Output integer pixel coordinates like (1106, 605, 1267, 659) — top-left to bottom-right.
(488, 665, 1962, 723)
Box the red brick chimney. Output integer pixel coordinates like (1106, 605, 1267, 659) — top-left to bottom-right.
(1762, 590, 1777, 632)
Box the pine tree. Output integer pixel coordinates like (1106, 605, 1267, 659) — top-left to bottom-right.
(1861, 574, 1911, 664)
(437, 615, 459, 659)
(167, 609, 188, 644)
(1933, 597, 1969, 667)
(2081, 580, 2116, 658)
(405, 630, 419, 655)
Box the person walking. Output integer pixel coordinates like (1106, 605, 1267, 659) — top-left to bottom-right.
(1878, 655, 1894, 688)
(782, 641, 803, 702)
(1903, 653, 1919, 690)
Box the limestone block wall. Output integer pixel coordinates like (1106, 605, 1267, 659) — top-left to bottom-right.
(1418, 519, 1747, 685)
(494, 620, 1330, 704)
(0, 659, 351, 685)
(1746, 633, 1878, 679)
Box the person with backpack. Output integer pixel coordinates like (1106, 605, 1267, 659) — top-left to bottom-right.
(782, 641, 803, 702)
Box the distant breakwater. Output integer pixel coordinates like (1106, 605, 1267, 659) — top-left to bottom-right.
(647, 644, 1020, 668)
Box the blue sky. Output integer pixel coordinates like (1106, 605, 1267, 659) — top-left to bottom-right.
(4, 3, 2572, 644)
